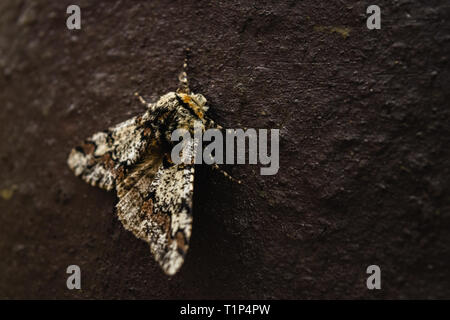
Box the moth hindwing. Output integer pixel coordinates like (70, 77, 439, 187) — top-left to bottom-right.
(67, 91, 218, 275)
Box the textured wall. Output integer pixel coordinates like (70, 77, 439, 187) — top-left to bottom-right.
(0, 0, 449, 299)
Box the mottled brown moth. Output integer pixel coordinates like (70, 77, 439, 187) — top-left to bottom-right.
(67, 82, 222, 275)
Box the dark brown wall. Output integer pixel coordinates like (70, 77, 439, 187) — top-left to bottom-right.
(0, 0, 449, 299)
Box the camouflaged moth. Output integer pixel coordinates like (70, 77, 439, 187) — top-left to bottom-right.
(67, 81, 223, 275)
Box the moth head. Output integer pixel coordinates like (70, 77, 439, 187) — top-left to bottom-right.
(179, 93, 209, 119)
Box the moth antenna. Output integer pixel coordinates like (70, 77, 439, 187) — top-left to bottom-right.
(177, 48, 191, 94)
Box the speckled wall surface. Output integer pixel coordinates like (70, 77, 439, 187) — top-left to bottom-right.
(0, 0, 449, 299)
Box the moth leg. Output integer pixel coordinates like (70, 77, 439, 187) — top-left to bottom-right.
(204, 115, 223, 130)
(201, 123, 239, 183)
(211, 163, 242, 184)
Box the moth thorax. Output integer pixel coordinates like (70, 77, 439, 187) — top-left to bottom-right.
(180, 93, 209, 119)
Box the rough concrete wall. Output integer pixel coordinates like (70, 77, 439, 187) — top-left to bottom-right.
(0, 0, 449, 299)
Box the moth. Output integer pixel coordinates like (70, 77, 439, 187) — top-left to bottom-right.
(67, 86, 224, 276)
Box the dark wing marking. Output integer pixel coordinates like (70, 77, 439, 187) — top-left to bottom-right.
(67, 115, 153, 191)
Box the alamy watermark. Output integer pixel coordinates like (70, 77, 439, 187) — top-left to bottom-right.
(367, 5, 381, 30)
(66, 265, 81, 290)
(66, 5, 381, 31)
(66, 5, 81, 30)
(171, 121, 279, 175)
